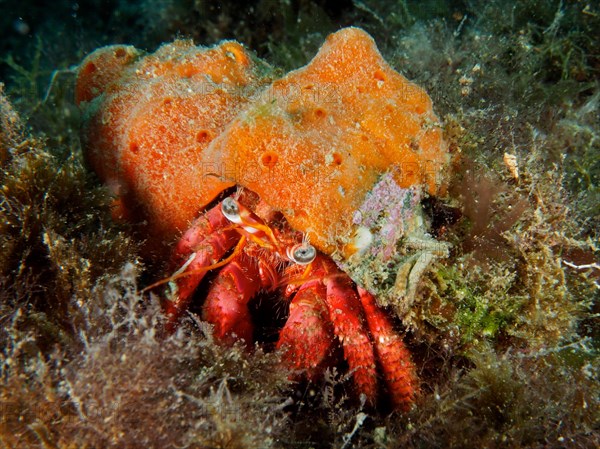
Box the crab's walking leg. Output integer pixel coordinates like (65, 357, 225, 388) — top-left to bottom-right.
(164, 205, 238, 325)
(321, 259, 378, 403)
(358, 287, 417, 410)
(202, 255, 261, 347)
(277, 280, 333, 379)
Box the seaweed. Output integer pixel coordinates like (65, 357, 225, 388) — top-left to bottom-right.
(0, 264, 290, 449)
(0, 87, 136, 350)
(390, 348, 599, 448)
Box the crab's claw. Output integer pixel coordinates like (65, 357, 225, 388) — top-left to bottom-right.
(277, 280, 333, 380)
(201, 255, 262, 347)
(158, 203, 238, 328)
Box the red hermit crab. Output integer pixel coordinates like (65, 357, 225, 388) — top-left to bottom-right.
(76, 27, 450, 410)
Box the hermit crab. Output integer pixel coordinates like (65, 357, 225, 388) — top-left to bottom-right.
(76, 27, 450, 410)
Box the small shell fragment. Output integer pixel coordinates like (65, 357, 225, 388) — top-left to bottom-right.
(503, 152, 519, 181)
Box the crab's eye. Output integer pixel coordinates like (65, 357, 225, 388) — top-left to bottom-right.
(288, 243, 317, 265)
(222, 197, 241, 223)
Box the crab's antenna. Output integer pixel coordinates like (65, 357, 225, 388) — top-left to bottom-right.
(142, 236, 247, 293)
(302, 232, 311, 246)
(233, 186, 244, 200)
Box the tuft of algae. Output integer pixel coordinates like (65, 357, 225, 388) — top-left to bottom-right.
(0, 0, 598, 448)
(0, 264, 291, 449)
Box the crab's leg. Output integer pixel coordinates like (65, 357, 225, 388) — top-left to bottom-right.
(277, 280, 333, 380)
(163, 204, 239, 324)
(358, 287, 417, 410)
(316, 257, 378, 403)
(202, 255, 262, 347)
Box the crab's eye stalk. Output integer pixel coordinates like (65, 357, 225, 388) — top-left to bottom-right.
(222, 197, 241, 223)
(288, 243, 317, 265)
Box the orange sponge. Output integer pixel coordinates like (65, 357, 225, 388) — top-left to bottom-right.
(77, 28, 448, 256)
(77, 40, 268, 241)
(202, 27, 449, 253)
